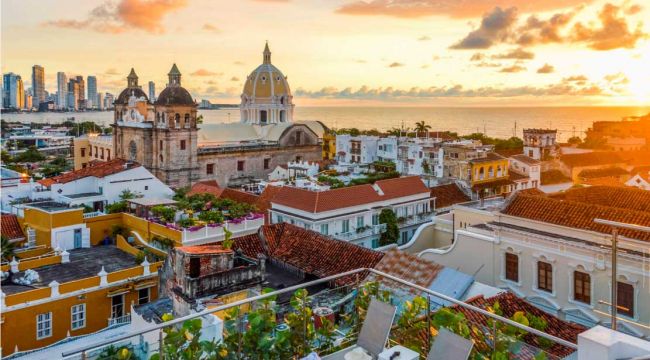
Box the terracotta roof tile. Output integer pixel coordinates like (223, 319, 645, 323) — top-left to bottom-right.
(233, 223, 384, 286)
(509, 171, 529, 181)
(469, 152, 506, 164)
(550, 186, 650, 213)
(454, 292, 584, 358)
(578, 167, 629, 179)
(187, 180, 223, 197)
(220, 188, 259, 206)
(503, 193, 650, 241)
(560, 152, 625, 167)
(510, 154, 541, 165)
(371, 249, 442, 294)
(430, 183, 470, 209)
(1, 214, 24, 241)
(271, 176, 429, 213)
(540, 170, 571, 185)
(38, 159, 139, 186)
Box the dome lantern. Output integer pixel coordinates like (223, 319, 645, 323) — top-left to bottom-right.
(127, 68, 139, 88)
(263, 41, 271, 65)
(168, 63, 182, 87)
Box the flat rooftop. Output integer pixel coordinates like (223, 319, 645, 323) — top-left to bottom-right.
(4, 246, 137, 295)
(24, 201, 77, 212)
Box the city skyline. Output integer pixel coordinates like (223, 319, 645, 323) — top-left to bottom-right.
(1, 0, 650, 106)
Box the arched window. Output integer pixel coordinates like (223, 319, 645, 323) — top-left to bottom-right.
(497, 165, 503, 177)
(184, 114, 190, 128)
(175, 113, 181, 128)
(159, 154, 163, 163)
(488, 166, 494, 177)
(280, 96, 284, 105)
(478, 167, 485, 180)
(156, 112, 160, 122)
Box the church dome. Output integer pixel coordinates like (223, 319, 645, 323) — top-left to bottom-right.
(242, 43, 291, 100)
(155, 64, 195, 106)
(115, 68, 148, 104)
(155, 86, 194, 106)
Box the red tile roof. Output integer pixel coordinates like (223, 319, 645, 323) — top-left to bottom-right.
(38, 159, 139, 186)
(469, 152, 506, 164)
(371, 249, 442, 294)
(220, 188, 259, 206)
(503, 193, 650, 241)
(560, 152, 625, 168)
(454, 292, 584, 358)
(540, 170, 571, 185)
(430, 183, 470, 209)
(1, 214, 25, 241)
(233, 223, 384, 286)
(550, 186, 650, 213)
(271, 176, 429, 213)
(187, 180, 223, 197)
(578, 167, 629, 179)
(509, 171, 529, 181)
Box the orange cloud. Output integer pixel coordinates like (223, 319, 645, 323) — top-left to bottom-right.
(191, 69, 222, 76)
(500, 64, 526, 73)
(203, 23, 220, 33)
(572, 3, 647, 50)
(388, 62, 404, 67)
(44, 0, 187, 34)
(537, 64, 555, 74)
(336, 0, 593, 19)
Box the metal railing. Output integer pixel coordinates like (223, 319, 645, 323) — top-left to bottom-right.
(62, 267, 578, 358)
(107, 314, 132, 327)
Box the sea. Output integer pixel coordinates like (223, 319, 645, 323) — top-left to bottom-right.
(3, 106, 649, 142)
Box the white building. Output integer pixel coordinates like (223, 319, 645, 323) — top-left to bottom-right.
(509, 154, 541, 191)
(626, 168, 650, 190)
(2, 158, 173, 214)
(267, 160, 320, 181)
(396, 137, 443, 176)
(269, 176, 433, 248)
(416, 186, 650, 338)
(335, 134, 379, 165)
(523, 129, 558, 160)
(377, 137, 398, 162)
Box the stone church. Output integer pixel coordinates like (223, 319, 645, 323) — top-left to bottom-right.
(112, 43, 326, 188)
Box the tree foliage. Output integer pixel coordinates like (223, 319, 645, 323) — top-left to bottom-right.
(379, 208, 399, 246)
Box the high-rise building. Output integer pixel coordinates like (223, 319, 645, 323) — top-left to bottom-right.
(148, 81, 156, 101)
(31, 65, 45, 108)
(104, 92, 114, 110)
(87, 76, 97, 109)
(2, 73, 24, 109)
(57, 72, 68, 110)
(67, 78, 80, 111)
(24, 90, 33, 110)
(96, 93, 104, 110)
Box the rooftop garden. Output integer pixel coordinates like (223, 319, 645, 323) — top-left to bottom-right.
(99, 281, 567, 360)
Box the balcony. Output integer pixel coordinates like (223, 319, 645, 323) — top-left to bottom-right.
(336, 223, 386, 241)
(107, 314, 131, 327)
(61, 268, 604, 360)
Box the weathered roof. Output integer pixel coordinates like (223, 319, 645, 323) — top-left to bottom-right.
(469, 152, 506, 164)
(155, 86, 195, 106)
(510, 154, 541, 165)
(540, 169, 572, 185)
(187, 180, 223, 197)
(271, 176, 429, 213)
(549, 185, 650, 213)
(455, 292, 584, 358)
(502, 193, 650, 241)
(430, 183, 470, 209)
(560, 152, 625, 167)
(115, 87, 148, 104)
(508, 171, 529, 181)
(471, 177, 514, 191)
(38, 159, 139, 186)
(233, 223, 384, 286)
(1, 214, 25, 241)
(578, 167, 629, 179)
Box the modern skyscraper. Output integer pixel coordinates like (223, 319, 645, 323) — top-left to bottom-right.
(24, 90, 32, 110)
(75, 75, 85, 109)
(148, 81, 156, 101)
(31, 65, 45, 108)
(104, 92, 114, 110)
(57, 72, 68, 110)
(96, 92, 104, 110)
(67, 78, 80, 111)
(2, 73, 24, 109)
(87, 76, 97, 109)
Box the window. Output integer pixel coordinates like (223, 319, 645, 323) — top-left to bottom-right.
(94, 146, 98, 158)
(88, 146, 92, 156)
(264, 158, 270, 170)
(357, 216, 364, 228)
(80, 148, 86, 157)
(100, 148, 105, 159)
(276, 215, 284, 223)
(537, 261, 553, 292)
(36, 312, 52, 339)
(372, 214, 379, 226)
(107, 150, 111, 160)
(180, 140, 186, 150)
(189, 257, 201, 278)
(372, 238, 379, 248)
(138, 288, 150, 305)
(237, 160, 245, 171)
(159, 140, 163, 150)
(207, 163, 214, 175)
(111, 294, 124, 319)
(617, 282, 634, 317)
(505, 253, 518, 282)
(342, 219, 350, 233)
(574, 271, 591, 304)
(320, 223, 329, 235)
(71, 304, 86, 330)
(295, 131, 302, 145)
(144, 186, 149, 190)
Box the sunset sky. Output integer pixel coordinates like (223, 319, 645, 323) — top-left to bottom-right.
(2, 0, 650, 106)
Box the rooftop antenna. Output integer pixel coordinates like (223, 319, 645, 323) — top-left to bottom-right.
(514, 119, 517, 138)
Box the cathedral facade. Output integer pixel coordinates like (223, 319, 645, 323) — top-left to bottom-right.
(112, 44, 324, 188)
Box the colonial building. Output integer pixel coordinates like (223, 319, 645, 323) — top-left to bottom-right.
(111, 44, 326, 189)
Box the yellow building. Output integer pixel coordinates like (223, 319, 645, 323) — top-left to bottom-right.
(73, 133, 114, 170)
(469, 153, 512, 198)
(322, 131, 337, 160)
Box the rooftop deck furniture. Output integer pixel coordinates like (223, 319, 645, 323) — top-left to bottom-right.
(426, 328, 473, 360)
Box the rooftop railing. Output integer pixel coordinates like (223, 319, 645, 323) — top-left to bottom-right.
(61, 268, 578, 359)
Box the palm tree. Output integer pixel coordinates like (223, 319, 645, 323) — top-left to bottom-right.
(1, 235, 16, 263)
(414, 121, 431, 138)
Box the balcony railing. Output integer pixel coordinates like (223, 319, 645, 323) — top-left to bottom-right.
(83, 211, 105, 219)
(336, 223, 386, 240)
(107, 314, 132, 327)
(62, 268, 579, 360)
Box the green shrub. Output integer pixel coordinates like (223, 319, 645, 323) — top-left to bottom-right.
(151, 205, 176, 222)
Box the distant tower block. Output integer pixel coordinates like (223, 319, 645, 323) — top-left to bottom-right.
(240, 42, 294, 125)
(523, 129, 557, 160)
